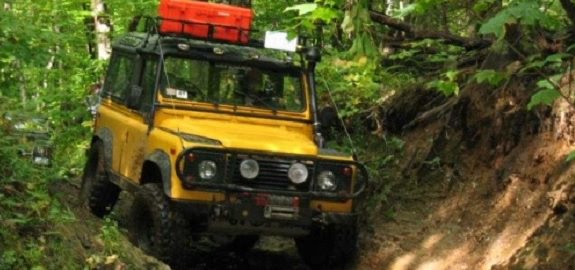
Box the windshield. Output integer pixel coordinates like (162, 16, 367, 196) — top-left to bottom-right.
(160, 57, 306, 113)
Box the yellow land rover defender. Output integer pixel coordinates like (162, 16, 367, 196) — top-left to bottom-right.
(80, 17, 367, 269)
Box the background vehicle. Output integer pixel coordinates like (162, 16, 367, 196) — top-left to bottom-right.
(2, 113, 53, 166)
(80, 1, 367, 269)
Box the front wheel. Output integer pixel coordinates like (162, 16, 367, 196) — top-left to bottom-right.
(130, 183, 189, 269)
(295, 222, 358, 270)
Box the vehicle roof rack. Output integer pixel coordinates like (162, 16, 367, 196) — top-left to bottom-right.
(130, 16, 265, 49)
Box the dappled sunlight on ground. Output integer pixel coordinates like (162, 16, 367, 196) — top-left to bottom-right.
(358, 133, 575, 270)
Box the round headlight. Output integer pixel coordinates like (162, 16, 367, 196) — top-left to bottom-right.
(240, 159, 259, 179)
(198, 160, 217, 180)
(288, 163, 308, 184)
(317, 171, 337, 191)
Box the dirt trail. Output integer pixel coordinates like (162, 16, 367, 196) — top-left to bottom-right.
(358, 134, 574, 269)
(355, 71, 575, 269)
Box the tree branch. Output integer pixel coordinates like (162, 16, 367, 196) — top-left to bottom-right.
(560, 0, 575, 26)
(369, 10, 492, 50)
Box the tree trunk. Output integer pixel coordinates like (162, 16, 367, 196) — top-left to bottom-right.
(16, 62, 27, 108)
(91, 0, 111, 60)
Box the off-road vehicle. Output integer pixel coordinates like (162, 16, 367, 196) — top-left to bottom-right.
(2, 113, 53, 166)
(80, 3, 367, 268)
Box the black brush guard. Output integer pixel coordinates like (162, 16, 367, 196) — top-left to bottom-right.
(175, 148, 368, 202)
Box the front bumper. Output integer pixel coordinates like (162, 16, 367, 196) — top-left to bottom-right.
(174, 193, 358, 236)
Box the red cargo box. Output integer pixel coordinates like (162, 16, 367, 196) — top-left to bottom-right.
(159, 0, 252, 44)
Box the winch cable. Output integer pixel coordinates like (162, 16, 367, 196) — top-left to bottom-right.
(319, 75, 359, 159)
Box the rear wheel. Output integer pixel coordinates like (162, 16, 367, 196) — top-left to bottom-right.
(80, 141, 120, 217)
(295, 222, 358, 270)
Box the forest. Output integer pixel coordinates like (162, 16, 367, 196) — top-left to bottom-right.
(2, 0, 575, 269)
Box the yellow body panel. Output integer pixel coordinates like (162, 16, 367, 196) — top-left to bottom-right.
(96, 96, 354, 213)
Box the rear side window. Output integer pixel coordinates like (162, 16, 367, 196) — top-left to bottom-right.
(103, 53, 135, 101)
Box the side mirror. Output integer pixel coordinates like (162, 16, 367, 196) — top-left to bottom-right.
(127, 85, 143, 109)
(319, 106, 340, 141)
(319, 106, 338, 129)
(85, 95, 101, 116)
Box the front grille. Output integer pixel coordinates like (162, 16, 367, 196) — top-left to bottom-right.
(229, 155, 314, 191)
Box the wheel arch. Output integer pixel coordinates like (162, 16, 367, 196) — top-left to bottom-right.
(94, 128, 113, 171)
(143, 150, 172, 197)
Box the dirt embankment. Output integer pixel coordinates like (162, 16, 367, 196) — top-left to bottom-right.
(357, 70, 575, 269)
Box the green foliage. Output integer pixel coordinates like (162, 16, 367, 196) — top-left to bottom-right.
(427, 70, 460, 96)
(284, 3, 318, 16)
(0, 1, 153, 268)
(317, 52, 415, 117)
(566, 151, 575, 162)
(527, 76, 563, 110)
(473, 69, 507, 86)
(100, 218, 124, 256)
(480, 0, 561, 40)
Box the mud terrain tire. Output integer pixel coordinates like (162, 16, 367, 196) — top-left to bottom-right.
(80, 141, 120, 218)
(130, 183, 189, 269)
(295, 222, 358, 270)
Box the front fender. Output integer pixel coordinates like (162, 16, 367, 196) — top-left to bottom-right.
(146, 150, 172, 197)
(95, 128, 113, 171)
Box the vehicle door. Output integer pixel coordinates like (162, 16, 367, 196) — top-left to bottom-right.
(97, 51, 138, 173)
(120, 54, 160, 182)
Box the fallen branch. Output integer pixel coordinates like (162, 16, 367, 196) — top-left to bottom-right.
(402, 97, 459, 131)
(369, 10, 492, 51)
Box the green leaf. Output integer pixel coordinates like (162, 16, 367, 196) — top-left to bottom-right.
(445, 70, 459, 82)
(567, 150, 575, 162)
(394, 3, 422, 18)
(527, 88, 560, 110)
(479, 11, 512, 39)
(537, 79, 556, 90)
(284, 3, 318, 16)
(310, 7, 340, 23)
(427, 80, 460, 96)
(341, 11, 354, 34)
(474, 69, 506, 86)
(544, 53, 571, 65)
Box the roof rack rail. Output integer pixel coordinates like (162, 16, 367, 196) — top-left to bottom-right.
(131, 16, 264, 48)
(211, 0, 251, 8)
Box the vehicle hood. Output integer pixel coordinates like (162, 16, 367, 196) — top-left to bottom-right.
(159, 117, 318, 156)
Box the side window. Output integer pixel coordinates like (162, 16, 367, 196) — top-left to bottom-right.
(103, 53, 135, 102)
(161, 58, 209, 101)
(139, 57, 159, 112)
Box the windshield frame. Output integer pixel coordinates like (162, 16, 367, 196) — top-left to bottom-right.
(155, 53, 310, 120)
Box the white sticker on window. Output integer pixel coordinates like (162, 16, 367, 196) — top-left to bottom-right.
(176, 90, 188, 99)
(166, 88, 177, 96)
